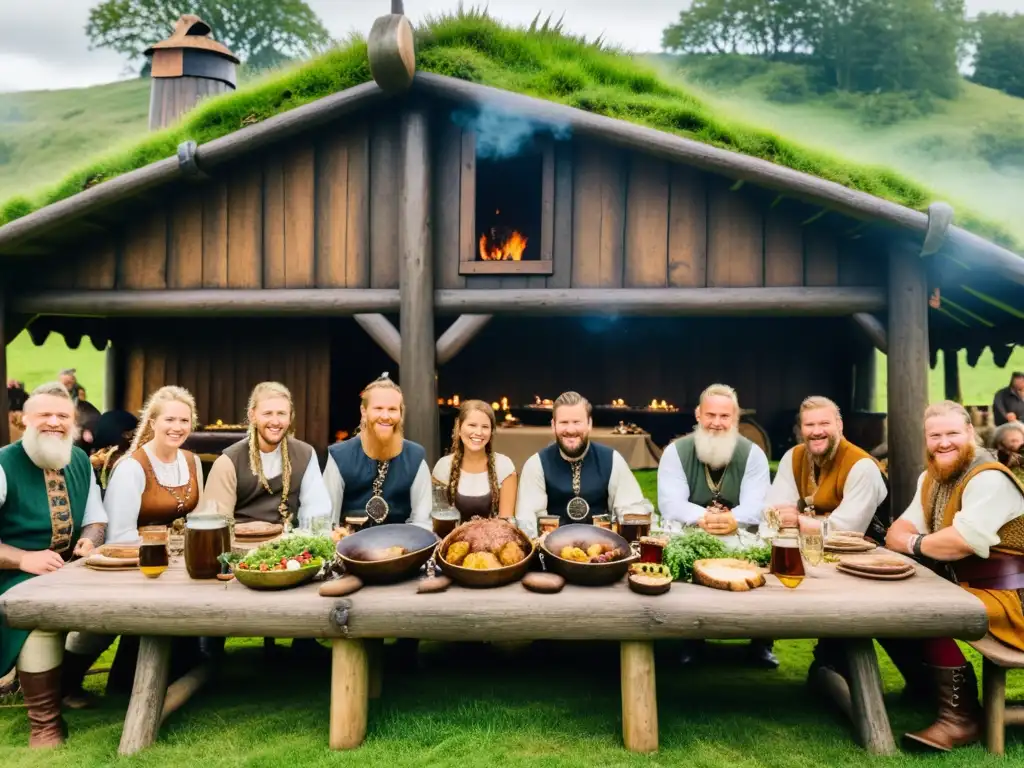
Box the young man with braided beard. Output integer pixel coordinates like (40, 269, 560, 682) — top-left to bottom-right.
(0, 383, 107, 748)
(884, 401, 1024, 752)
(658, 383, 774, 668)
(323, 373, 432, 530)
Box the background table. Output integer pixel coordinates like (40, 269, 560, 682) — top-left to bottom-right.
(1, 554, 987, 756)
(492, 426, 663, 471)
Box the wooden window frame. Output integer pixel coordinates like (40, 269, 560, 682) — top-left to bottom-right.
(458, 130, 555, 276)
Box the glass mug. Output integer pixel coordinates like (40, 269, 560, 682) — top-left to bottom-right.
(798, 516, 831, 567)
(138, 527, 169, 579)
(770, 534, 805, 588)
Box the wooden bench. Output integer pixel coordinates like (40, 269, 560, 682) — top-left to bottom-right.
(969, 634, 1024, 755)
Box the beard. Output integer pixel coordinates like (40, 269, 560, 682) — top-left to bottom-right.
(927, 441, 976, 483)
(256, 424, 287, 449)
(22, 424, 76, 471)
(804, 433, 839, 465)
(360, 417, 404, 461)
(557, 434, 589, 460)
(693, 424, 739, 470)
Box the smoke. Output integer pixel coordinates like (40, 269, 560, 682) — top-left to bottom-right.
(451, 106, 571, 160)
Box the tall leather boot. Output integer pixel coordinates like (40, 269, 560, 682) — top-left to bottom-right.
(61, 649, 102, 710)
(19, 667, 66, 748)
(903, 664, 982, 751)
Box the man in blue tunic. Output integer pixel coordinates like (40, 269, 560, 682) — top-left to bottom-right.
(324, 373, 432, 529)
(515, 391, 647, 537)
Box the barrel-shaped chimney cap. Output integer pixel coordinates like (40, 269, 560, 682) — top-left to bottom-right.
(144, 14, 240, 64)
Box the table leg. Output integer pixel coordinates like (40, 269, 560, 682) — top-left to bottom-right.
(845, 639, 897, 755)
(620, 640, 658, 753)
(330, 638, 368, 750)
(118, 636, 171, 756)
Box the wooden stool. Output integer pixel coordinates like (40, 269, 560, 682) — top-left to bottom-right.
(969, 634, 1024, 755)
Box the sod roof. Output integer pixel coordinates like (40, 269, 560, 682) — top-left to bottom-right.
(0, 9, 1018, 254)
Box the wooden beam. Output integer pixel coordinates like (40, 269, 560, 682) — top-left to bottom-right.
(943, 348, 962, 403)
(103, 342, 119, 412)
(852, 313, 887, 354)
(435, 287, 885, 315)
(399, 107, 439, 466)
(353, 314, 401, 364)
(887, 241, 929, 518)
(11, 290, 401, 317)
(0, 286, 8, 446)
(436, 315, 491, 365)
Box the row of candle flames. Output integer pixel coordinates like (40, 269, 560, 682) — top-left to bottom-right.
(437, 394, 679, 417)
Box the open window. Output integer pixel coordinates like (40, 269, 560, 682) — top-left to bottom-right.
(459, 131, 554, 276)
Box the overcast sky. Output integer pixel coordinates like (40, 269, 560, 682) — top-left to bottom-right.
(2, 0, 1023, 93)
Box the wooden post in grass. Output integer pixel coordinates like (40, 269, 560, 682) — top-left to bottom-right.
(620, 641, 658, 753)
(887, 240, 929, 519)
(330, 638, 368, 750)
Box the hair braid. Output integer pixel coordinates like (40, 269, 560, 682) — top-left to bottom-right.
(485, 442, 499, 515)
(447, 421, 464, 507)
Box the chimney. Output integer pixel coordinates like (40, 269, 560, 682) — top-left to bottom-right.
(145, 15, 239, 131)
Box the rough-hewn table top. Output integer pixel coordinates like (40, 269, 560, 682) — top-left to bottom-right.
(0, 555, 987, 641)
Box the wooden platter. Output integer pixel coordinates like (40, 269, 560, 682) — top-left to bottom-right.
(85, 553, 139, 571)
(838, 555, 914, 575)
(825, 539, 877, 554)
(836, 564, 915, 581)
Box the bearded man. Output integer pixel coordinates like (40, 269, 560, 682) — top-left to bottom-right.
(203, 381, 331, 529)
(658, 383, 774, 668)
(0, 382, 107, 748)
(994, 421, 1024, 484)
(993, 371, 1024, 426)
(323, 373, 432, 529)
(516, 391, 647, 538)
(883, 401, 1024, 752)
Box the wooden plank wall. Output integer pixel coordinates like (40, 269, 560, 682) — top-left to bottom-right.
(120, 321, 331, 454)
(38, 113, 400, 293)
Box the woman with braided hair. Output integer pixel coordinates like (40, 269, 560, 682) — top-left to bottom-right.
(432, 400, 517, 521)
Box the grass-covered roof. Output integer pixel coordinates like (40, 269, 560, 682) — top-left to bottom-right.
(0, 9, 1016, 250)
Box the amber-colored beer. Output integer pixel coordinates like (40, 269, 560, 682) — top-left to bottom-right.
(619, 517, 651, 544)
(138, 542, 169, 578)
(432, 510, 460, 539)
(770, 537, 805, 588)
(184, 524, 230, 580)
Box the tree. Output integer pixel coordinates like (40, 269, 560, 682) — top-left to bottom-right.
(971, 12, 1024, 98)
(86, 0, 332, 68)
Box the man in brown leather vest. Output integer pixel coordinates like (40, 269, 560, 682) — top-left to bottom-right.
(203, 382, 331, 529)
(886, 400, 1024, 751)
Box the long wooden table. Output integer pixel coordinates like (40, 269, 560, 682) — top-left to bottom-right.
(0, 556, 988, 756)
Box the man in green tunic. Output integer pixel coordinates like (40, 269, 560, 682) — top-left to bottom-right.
(656, 383, 774, 667)
(0, 382, 107, 748)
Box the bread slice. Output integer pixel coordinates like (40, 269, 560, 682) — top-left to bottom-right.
(234, 521, 283, 539)
(86, 553, 139, 568)
(693, 558, 766, 591)
(99, 542, 141, 559)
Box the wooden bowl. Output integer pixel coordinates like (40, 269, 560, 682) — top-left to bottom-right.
(628, 573, 672, 596)
(233, 561, 322, 591)
(435, 520, 535, 588)
(541, 524, 637, 586)
(335, 523, 439, 584)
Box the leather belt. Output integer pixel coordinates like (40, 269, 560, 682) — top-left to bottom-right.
(952, 551, 1024, 591)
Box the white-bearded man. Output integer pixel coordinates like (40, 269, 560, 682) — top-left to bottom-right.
(515, 391, 647, 538)
(323, 373, 432, 530)
(0, 383, 107, 748)
(883, 401, 1024, 752)
(658, 383, 774, 668)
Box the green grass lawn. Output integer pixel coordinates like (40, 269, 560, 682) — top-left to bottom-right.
(0, 637, 1020, 766)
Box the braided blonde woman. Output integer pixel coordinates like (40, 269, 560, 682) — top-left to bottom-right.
(431, 400, 517, 521)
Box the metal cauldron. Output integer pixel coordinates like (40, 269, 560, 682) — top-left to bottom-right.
(541, 524, 637, 586)
(335, 523, 439, 584)
(435, 519, 536, 588)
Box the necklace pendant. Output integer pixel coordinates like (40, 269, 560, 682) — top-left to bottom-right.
(566, 496, 590, 521)
(365, 495, 390, 524)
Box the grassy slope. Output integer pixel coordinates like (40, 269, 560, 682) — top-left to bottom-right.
(0, 636, 1021, 765)
(648, 58, 1024, 244)
(0, 11, 1015, 249)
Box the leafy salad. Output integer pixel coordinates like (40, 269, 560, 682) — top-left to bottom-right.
(663, 529, 771, 583)
(234, 534, 335, 573)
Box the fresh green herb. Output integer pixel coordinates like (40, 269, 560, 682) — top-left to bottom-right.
(663, 530, 772, 582)
(238, 534, 335, 570)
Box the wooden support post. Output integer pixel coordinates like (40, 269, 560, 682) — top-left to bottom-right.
(436, 315, 492, 365)
(399, 106, 439, 466)
(330, 638, 369, 750)
(368, 638, 383, 700)
(845, 639, 897, 755)
(118, 636, 171, 756)
(620, 640, 658, 753)
(943, 349, 962, 404)
(982, 657, 1006, 755)
(852, 313, 888, 354)
(0, 286, 8, 447)
(159, 663, 212, 726)
(103, 342, 119, 413)
(853, 341, 876, 412)
(354, 314, 401, 364)
(887, 242, 929, 519)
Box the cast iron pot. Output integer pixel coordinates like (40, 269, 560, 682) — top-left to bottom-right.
(335, 524, 439, 584)
(540, 524, 637, 586)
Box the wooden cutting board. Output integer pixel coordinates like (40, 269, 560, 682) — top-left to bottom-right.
(837, 564, 915, 581)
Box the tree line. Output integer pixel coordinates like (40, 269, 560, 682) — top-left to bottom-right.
(662, 1, 1024, 100)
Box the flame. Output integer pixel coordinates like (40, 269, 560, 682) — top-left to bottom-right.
(479, 230, 528, 261)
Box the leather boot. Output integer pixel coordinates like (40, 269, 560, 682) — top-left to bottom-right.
(903, 664, 982, 751)
(61, 649, 102, 710)
(19, 667, 66, 748)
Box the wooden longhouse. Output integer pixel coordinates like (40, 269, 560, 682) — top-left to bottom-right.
(1, 10, 1023, 519)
